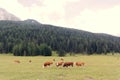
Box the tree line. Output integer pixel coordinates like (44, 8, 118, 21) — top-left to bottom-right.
(0, 20, 120, 56)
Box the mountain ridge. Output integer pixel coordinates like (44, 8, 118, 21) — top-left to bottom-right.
(0, 19, 119, 38)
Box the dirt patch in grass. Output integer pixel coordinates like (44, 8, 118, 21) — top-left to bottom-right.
(84, 76, 95, 80)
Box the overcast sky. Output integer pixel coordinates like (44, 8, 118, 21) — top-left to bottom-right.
(0, 0, 120, 36)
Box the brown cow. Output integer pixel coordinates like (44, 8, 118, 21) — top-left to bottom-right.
(43, 61, 53, 68)
(75, 62, 85, 66)
(63, 62, 74, 67)
(29, 60, 32, 63)
(60, 58, 64, 61)
(56, 61, 64, 67)
(14, 60, 20, 63)
(53, 58, 55, 61)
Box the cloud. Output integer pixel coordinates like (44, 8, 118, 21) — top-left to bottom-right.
(67, 5, 120, 36)
(65, 0, 120, 19)
(17, 0, 44, 7)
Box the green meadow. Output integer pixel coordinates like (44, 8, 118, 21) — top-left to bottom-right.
(0, 54, 120, 80)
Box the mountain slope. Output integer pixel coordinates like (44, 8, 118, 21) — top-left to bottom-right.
(0, 20, 120, 55)
(0, 8, 20, 21)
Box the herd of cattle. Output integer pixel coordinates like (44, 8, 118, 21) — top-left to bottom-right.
(14, 58, 85, 68)
(43, 58, 85, 68)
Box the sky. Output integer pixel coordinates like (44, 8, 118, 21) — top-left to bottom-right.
(0, 0, 120, 36)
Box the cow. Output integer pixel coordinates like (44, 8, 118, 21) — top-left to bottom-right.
(29, 60, 32, 63)
(43, 61, 53, 68)
(75, 62, 85, 67)
(14, 60, 20, 63)
(53, 58, 55, 61)
(56, 61, 64, 67)
(60, 58, 64, 61)
(63, 62, 74, 67)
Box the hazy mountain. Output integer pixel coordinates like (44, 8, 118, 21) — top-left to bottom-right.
(0, 8, 20, 21)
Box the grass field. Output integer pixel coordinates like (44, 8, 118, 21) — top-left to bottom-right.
(0, 54, 120, 80)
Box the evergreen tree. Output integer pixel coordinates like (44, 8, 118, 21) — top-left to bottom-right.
(40, 44, 52, 56)
(57, 49, 66, 57)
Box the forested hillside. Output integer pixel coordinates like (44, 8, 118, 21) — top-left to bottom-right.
(0, 19, 120, 56)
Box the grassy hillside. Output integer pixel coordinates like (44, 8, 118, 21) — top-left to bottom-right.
(0, 54, 120, 80)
